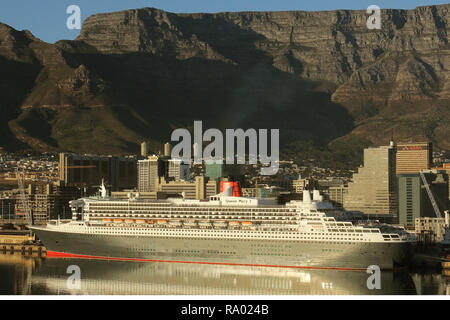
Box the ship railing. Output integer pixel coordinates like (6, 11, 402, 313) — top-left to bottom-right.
(382, 232, 416, 242)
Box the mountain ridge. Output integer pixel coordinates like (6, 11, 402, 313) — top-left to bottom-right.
(0, 5, 448, 159)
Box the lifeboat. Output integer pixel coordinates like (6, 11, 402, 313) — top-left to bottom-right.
(169, 220, 182, 226)
(183, 221, 197, 227)
(198, 220, 211, 227)
(241, 221, 254, 230)
(228, 221, 240, 226)
(113, 219, 124, 223)
(157, 220, 167, 224)
(213, 221, 227, 227)
(124, 219, 135, 224)
(135, 219, 146, 224)
(145, 220, 155, 224)
(102, 218, 113, 223)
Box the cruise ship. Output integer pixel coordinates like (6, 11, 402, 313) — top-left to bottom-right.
(30, 182, 416, 270)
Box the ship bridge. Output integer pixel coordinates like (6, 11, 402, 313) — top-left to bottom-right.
(167, 186, 277, 207)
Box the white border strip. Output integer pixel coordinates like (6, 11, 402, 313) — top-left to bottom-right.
(1, 295, 449, 300)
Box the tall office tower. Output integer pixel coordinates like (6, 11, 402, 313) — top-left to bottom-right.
(138, 155, 164, 192)
(396, 142, 432, 174)
(59, 153, 137, 191)
(141, 142, 148, 158)
(398, 170, 449, 229)
(164, 142, 172, 157)
(343, 143, 398, 222)
(168, 159, 190, 181)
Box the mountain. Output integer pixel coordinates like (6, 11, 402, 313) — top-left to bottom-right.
(0, 5, 448, 161)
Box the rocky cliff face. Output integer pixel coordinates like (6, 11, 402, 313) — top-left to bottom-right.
(0, 5, 448, 155)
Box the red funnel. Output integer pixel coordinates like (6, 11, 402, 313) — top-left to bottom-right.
(220, 181, 242, 197)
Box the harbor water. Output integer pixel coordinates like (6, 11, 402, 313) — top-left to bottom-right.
(0, 252, 448, 295)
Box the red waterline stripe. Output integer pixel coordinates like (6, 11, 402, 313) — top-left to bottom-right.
(45, 251, 398, 271)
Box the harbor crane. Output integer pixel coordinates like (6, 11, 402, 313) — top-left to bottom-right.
(15, 168, 32, 225)
(419, 171, 443, 219)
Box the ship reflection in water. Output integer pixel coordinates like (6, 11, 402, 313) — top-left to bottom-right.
(0, 254, 449, 295)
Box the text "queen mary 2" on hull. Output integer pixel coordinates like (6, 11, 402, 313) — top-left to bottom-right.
(31, 182, 416, 270)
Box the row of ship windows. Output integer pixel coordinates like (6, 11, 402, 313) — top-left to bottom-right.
(86, 227, 367, 236)
(87, 206, 299, 212)
(84, 230, 364, 241)
(87, 212, 335, 221)
(88, 216, 300, 221)
(326, 225, 357, 228)
(87, 213, 299, 219)
(328, 229, 379, 234)
(87, 229, 364, 238)
(130, 244, 354, 251)
(322, 248, 345, 252)
(80, 234, 366, 244)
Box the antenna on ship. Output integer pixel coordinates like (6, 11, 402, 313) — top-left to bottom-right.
(100, 178, 107, 198)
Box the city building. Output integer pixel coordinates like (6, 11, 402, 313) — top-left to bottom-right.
(168, 159, 190, 181)
(317, 178, 347, 208)
(141, 142, 148, 158)
(276, 174, 300, 190)
(15, 182, 94, 224)
(138, 155, 166, 192)
(241, 185, 276, 198)
(155, 176, 218, 200)
(344, 143, 398, 222)
(138, 155, 191, 192)
(111, 191, 157, 200)
(431, 163, 450, 199)
(323, 186, 348, 208)
(0, 198, 16, 219)
(415, 217, 446, 243)
(398, 170, 449, 229)
(59, 153, 137, 191)
(291, 178, 309, 194)
(396, 142, 432, 174)
(164, 142, 172, 157)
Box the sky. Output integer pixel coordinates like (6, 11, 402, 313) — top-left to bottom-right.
(0, 0, 448, 43)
